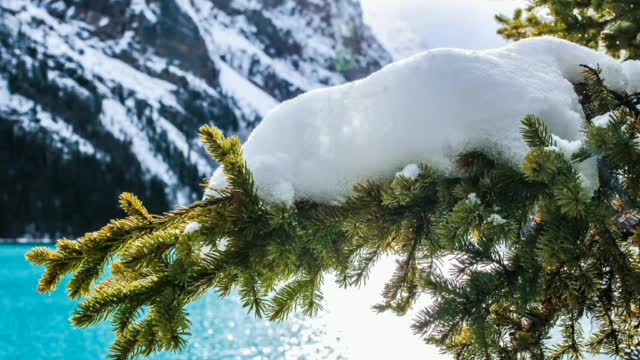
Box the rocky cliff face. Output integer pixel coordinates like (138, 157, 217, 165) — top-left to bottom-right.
(0, 0, 390, 238)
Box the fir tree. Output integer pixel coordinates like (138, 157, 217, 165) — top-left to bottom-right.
(496, 1, 640, 59)
(27, 65, 640, 359)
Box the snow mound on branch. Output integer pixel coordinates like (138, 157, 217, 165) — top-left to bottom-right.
(396, 164, 420, 180)
(208, 37, 640, 204)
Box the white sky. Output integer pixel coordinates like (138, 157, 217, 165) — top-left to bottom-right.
(361, 0, 527, 59)
(321, 256, 448, 359)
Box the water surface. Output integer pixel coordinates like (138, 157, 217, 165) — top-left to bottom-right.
(0, 245, 344, 360)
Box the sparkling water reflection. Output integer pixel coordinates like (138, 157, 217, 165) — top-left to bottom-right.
(0, 245, 346, 360)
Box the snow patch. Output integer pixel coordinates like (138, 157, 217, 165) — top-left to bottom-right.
(184, 222, 201, 234)
(209, 38, 632, 203)
(548, 135, 599, 193)
(622, 61, 640, 93)
(549, 135, 582, 158)
(100, 99, 193, 205)
(130, 0, 158, 23)
(218, 238, 228, 251)
(487, 214, 506, 226)
(466, 193, 481, 206)
(271, 180, 295, 205)
(592, 113, 612, 127)
(101, 99, 174, 184)
(218, 62, 278, 117)
(5, 1, 180, 109)
(396, 163, 420, 180)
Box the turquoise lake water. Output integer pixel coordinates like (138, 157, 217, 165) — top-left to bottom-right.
(0, 245, 345, 360)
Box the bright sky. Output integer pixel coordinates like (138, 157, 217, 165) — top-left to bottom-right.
(361, 0, 527, 58)
(321, 255, 447, 359)
(318, 2, 527, 359)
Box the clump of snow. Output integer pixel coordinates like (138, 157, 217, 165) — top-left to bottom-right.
(271, 180, 296, 205)
(546, 135, 599, 193)
(622, 61, 640, 93)
(98, 17, 110, 27)
(466, 193, 481, 206)
(550, 135, 582, 157)
(184, 222, 201, 234)
(487, 214, 507, 226)
(218, 238, 228, 251)
(592, 113, 612, 127)
(395, 163, 420, 180)
(208, 38, 640, 203)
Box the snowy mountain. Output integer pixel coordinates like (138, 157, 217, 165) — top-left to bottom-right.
(0, 0, 390, 238)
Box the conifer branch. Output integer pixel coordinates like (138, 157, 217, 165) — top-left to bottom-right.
(26, 66, 640, 359)
(521, 114, 555, 148)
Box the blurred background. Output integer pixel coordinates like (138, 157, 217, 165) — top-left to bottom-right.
(0, 0, 522, 358)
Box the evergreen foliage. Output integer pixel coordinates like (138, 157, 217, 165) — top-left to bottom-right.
(28, 66, 640, 359)
(496, 1, 640, 59)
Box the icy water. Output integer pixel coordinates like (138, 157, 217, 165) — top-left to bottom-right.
(0, 245, 345, 360)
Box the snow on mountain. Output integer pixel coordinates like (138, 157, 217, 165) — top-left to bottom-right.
(208, 37, 640, 204)
(0, 0, 390, 237)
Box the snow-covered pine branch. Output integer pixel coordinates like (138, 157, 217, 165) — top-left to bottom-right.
(207, 37, 640, 204)
(28, 38, 640, 359)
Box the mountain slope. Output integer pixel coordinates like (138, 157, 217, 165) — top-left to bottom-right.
(0, 0, 390, 238)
